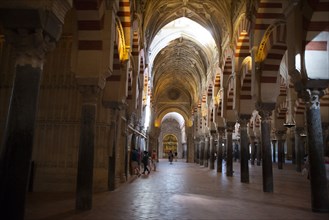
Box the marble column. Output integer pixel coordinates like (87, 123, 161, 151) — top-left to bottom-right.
(305, 89, 329, 212)
(322, 123, 329, 156)
(217, 127, 225, 173)
(0, 7, 68, 218)
(256, 138, 262, 166)
(272, 140, 277, 163)
(276, 130, 286, 170)
(199, 138, 205, 166)
(209, 134, 215, 169)
(75, 85, 101, 211)
(257, 102, 275, 192)
(186, 126, 193, 163)
(290, 129, 296, 164)
(295, 127, 304, 172)
(204, 136, 209, 167)
(239, 115, 250, 183)
(225, 122, 235, 176)
(107, 107, 123, 191)
(250, 136, 256, 165)
(194, 139, 198, 164)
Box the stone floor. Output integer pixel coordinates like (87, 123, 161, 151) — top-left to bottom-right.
(25, 159, 329, 220)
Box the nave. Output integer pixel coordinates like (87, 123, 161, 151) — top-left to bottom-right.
(26, 160, 329, 220)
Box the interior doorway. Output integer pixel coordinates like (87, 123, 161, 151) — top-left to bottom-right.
(162, 134, 178, 158)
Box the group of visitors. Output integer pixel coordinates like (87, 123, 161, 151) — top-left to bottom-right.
(131, 148, 158, 177)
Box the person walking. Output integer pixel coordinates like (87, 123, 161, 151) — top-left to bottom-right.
(168, 150, 173, 164)
(142, 151, 150, 175)
(131, 148, 141, 177)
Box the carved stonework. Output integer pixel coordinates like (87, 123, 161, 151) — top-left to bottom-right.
(295, 127, 304, 136)
(306, 89, 322, 110)
(217, 127, 226, 137)
(238, 114, 251, 129)
(256, 102, 275, 122)
(275, 130, 286, 140)
(78, 85, 101, 104)
(5, 29, 56, 66)
(225, 122, 235, 133)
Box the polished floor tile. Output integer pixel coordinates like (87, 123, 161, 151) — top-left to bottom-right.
(25, 159, 329, 220)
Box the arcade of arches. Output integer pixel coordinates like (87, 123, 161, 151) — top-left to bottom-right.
(0, 0, 328, 218)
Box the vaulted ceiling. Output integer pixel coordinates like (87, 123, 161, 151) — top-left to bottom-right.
(141, 0, 244, 124)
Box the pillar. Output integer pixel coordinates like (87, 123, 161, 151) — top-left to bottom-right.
(194, 139, 198, 164)
(204, 136, 209, 167)
(199, 138, 205, 166)
(217, 127, 225, 173)
(250, 136, 256, 165)
(291, 129, 296, 164)
(225, 122, 235, 176)
(239, 115, 250, 183)
(257, 102, 275, 192)
(272, 140, 277, 163)
(305, 89, 329, 212)
(209, 134, 215, 170)
(256, 138, 262, 166)
(295, 127, 304, 172)
(75, 85, 101, 210)
(276, 130, 286, 170)
(0, 3, 70, 218)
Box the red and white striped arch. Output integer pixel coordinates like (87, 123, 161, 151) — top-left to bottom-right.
(294, 98, 306, 127)
(75, 0, 105, 51)
(254, 1, 284, 35)
(240, 58, 252, 101)
(234, 15, 251, 70)
(226, 78, 234, 111)
(118, 0, 131, 47)
(304, 0, 329, 80)
(107, 44, 121, 82)
(276, 77, 288, 121)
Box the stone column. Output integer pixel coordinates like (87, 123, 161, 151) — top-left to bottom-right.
(217, 127, 225, 173)
(250, 136, 256, 165)
(295, 127, 304, 172)
(239, 115, 250, 183)
(186, 126, 193, 162)
(225, 122, 235, 176)
(322, 123, 329, 156)
(199, 137, 205, 166)
(75, 85, 101, 210)
(257, 102, 275, 192)
(204, 136, 209, 167)
(194, 139, 198, 164)
(305, 89, 329, 212)
(0, 3, 70, 218)
(209, 133, 215, 170)
(256, 138, 262, 166)
(276, 130, 286, 170)
(106, 106, 123, 191)
(272, 140, 277, 163)
(290, 128, 296, 164)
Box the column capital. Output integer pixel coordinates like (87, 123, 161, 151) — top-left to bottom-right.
(306, 89, 323, 110)
(238, 114, 251, 128)
(4, 29, 57, 67)
(275, 130, 286, 140)
(256, 102, 275, 122)
(78, 85, 102, 104)
(225, 121, 235, 133)
(0, 1, 72, 65)
(295, 126, 305, 135)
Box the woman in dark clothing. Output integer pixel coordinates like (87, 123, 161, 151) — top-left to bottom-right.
(142, 151, 150, 174)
